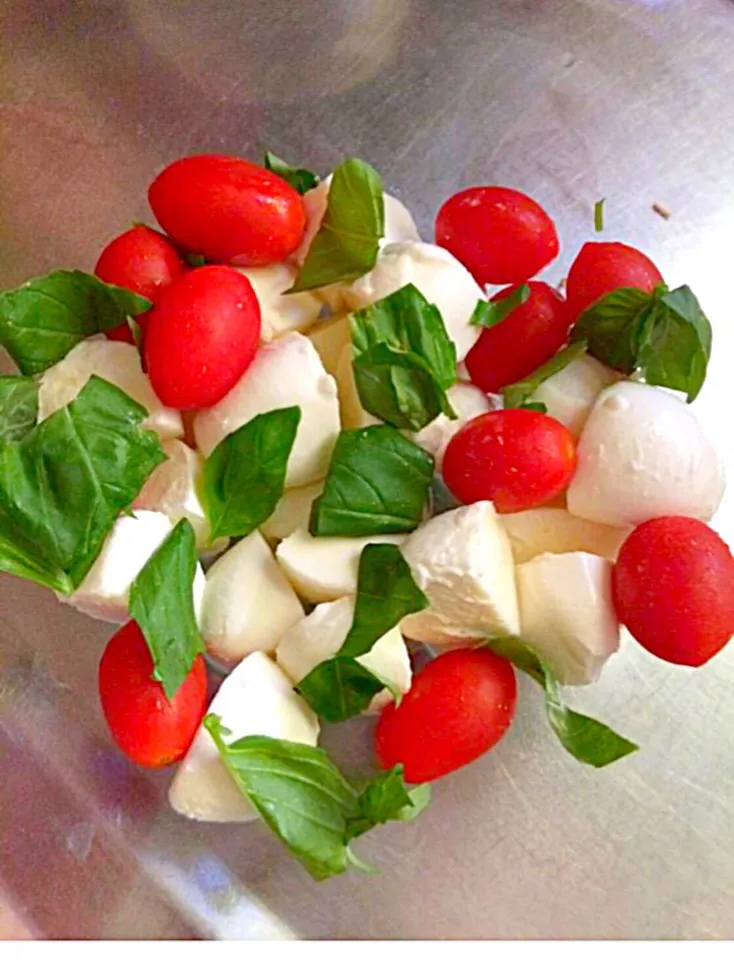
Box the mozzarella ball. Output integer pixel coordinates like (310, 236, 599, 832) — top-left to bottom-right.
(532, 355, 620, 438)
(235, 262, 322, 341)
(260, 480, 324, 544)
(412, 381, 493, 469)
(567, 381, 725, 528)
(500, 508, 629, 565)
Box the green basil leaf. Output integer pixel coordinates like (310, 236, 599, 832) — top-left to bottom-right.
(0, 376, 38, 442)
(309, 425, 434, 537)
(502, 340, 588, 409)
(353, 345, 453, 431)
(594, 198, 605, 232)
(635, 285, 711, 402)
(519, 401, 548, 413)
(0, 527, 72, 594)
(347, 766, 430, 839)
(341, 543, 428, 658)
(485, 636, 638, 767)
(264, 151, 320, 195)
(289, 158, 384, 293)
(202, 407, 301, 540)
(0, 376, 164, 593)
(0, 270, 152, 375)
(571, 286, 654, 374)
(298, 657, 385, 722)
(128, 519, 204, 700)
(204, 717, 430, 881)
(470, 284, 531, 329)
(350, 284, 457, 391)
(184, 252, 207, 268)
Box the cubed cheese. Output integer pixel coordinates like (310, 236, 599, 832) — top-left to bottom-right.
(235, 262, 322, 340)
(516, 552, 620, 685)
(169, 652, 320, 823)
(276, 596, 411, 712)
(567, 381, 725, 528)
(200, 532, 304, 664)
(400, 502, 520, 643)
(342, 242, 483, 363)
(260, 481, 324, 544)
(412, 381, 493, 469)
(531, 355, 620, 438)
(275, 527, 406, 603)
(500, 508, 629, 564)
(38, 339, 183, 440)
(193, 332, 341, 487)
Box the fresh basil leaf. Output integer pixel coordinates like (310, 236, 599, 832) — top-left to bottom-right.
(0, 270, 151, 375)
(128, 519, 204, 700)
(184, 252, 206, 268)
(0, 377, 38, 442)
(350, 284, 457, 391)
(571, 286, 655, 374)
(485, 636, 638, 767)
(309, 425, 434, 537)
(594, 198, 605, 232)
(298, 657, 385, 722)
(341, 543, 428, 658)
(264, 151, 320, 195)
(519, 401, 548, 413)
(289, 158, 384, 293)
(470, 284, 531, 329)
(347, 766, 430, 840)
(202, 407, 301, 540)
(0, 376, 164, 593)
(635, 285, 711, 402)
(204, 717, 430, 881)
(502, 340, 588, 409)
(353, 345, 453, 431)
(0, 528, 72, 594)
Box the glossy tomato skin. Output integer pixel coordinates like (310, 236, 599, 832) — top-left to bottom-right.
(565, 241, 663, 322)
(144, 265, 261, 410)
(465, 281, 572, 393)
(375, 647, 517, 783)
(442, 409, 577, 513)
(435, 186, 559, 286)
(148, 154, 306, 266)
(612, 516, 734, 667)
(99, 621, 207, 768)
(95, 225, 185, 344)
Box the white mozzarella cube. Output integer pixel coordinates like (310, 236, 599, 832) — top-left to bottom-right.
(307, 314, 351, 378)
(343, 242, 483, 363)
(65, 510, 173, 622)
(500, 508, 629, 565)
(275, 527, 406, 603)
(276, 596, 411, 712)
(235, 262, 323, 340)
(193, 333, 341, 488)
(531, 355, 620, 438)
(400, 502, 520, 644)
(169, 652, 320, 823)
(260, 481, 324, 544)
(200, 532, 304, 664)
(412, 381, 492, 469)
(133, 439, 215, 549)
(516, 552, 620, 685)
(567, 381, 725, 528)
(38, 339, 183, 440)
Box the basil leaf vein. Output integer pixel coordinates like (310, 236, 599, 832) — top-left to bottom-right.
(202, 407, 301, 540)
(0, 270, 151, 375)
(129, 519, 204, 700)
(263, 151, 320, 195)
(0, 376, 39, 442)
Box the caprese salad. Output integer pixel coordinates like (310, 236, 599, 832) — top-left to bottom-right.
(0, 150, 731, 881)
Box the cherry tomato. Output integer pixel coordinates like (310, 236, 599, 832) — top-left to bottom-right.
(612, 516, 734, 667)
(442, 409, 577, 513)
(435, 185, 559, 286)
(375, 647, 517, 783)
(465, 281, 572, 393)
(95, 225, 186, 344)
(98, 621, 207, 768)
(148, 154, 306, 266)
(565, 241, 663, 322)
(144, 265, 261, 410)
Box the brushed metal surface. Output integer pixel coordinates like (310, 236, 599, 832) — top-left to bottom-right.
(2, 0, 734, 940)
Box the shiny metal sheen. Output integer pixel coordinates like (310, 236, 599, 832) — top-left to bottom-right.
(2, 0, 734, 940)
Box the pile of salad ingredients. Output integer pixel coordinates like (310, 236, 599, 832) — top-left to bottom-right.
(0, 151, 732, 881)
